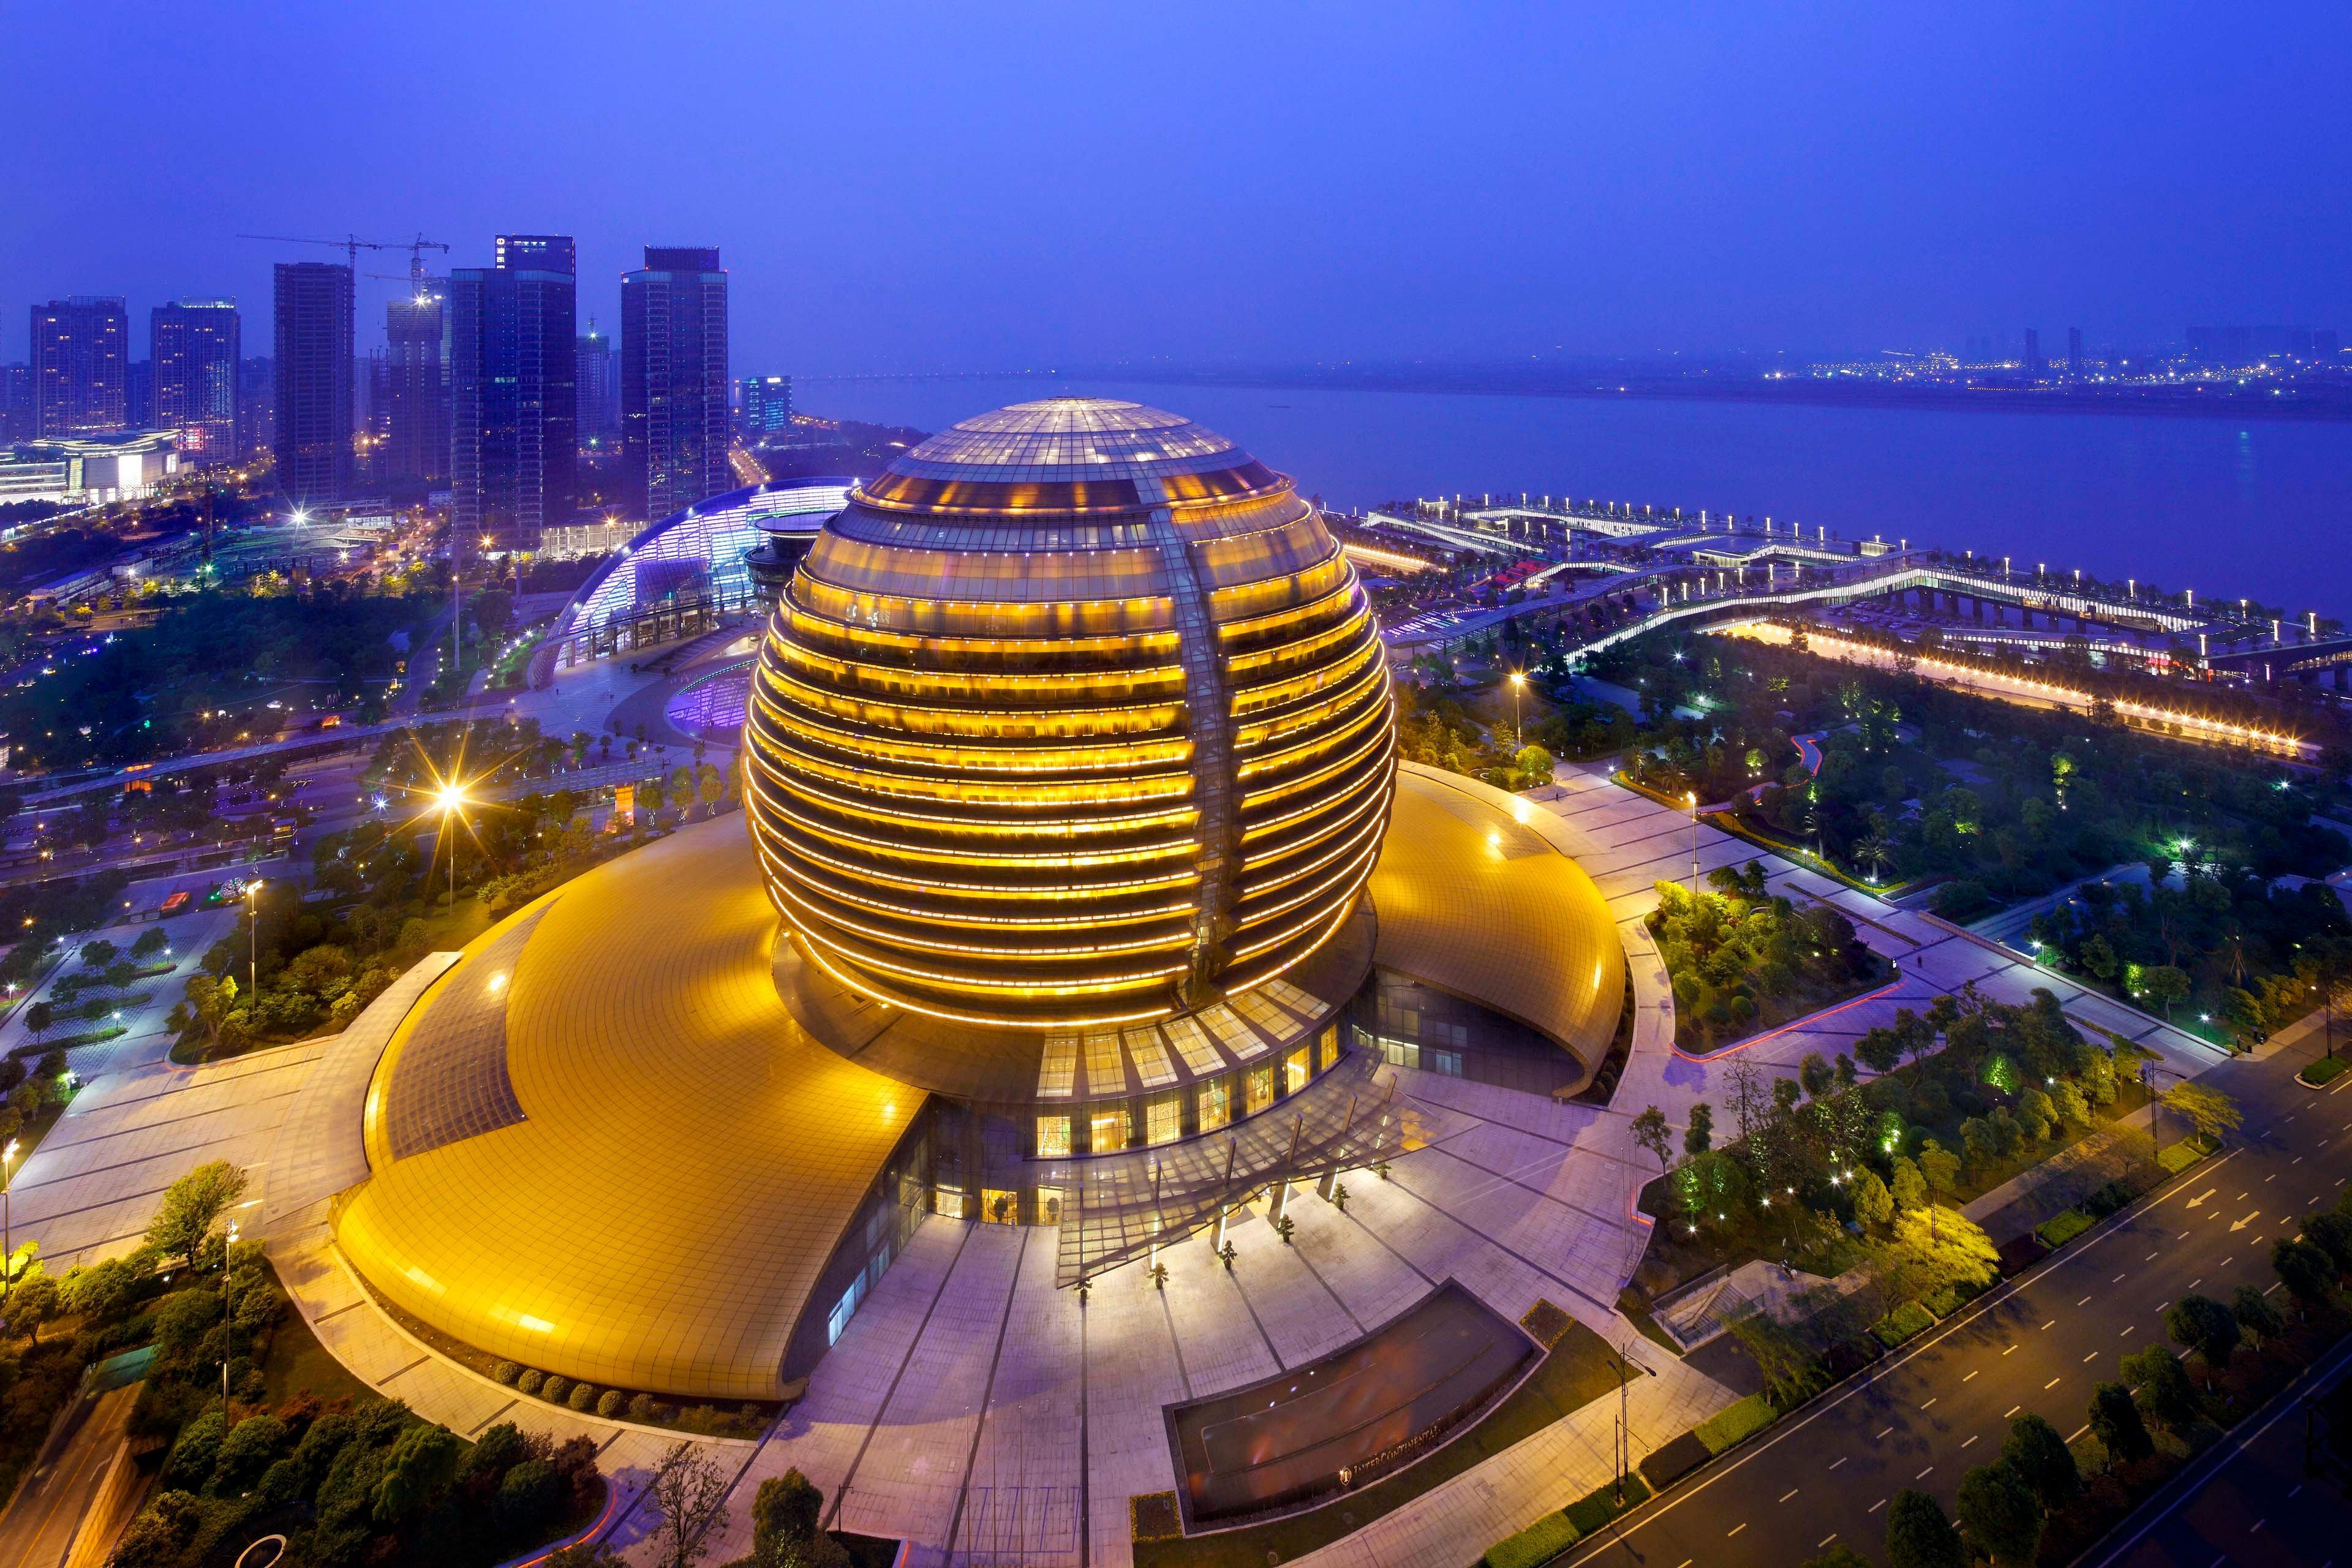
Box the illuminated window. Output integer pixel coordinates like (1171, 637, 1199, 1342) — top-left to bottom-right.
(1090, 1107, 1128, 1153)
(1035, 1185, 1065, 1224)
(1146, 1093, 1183, 1147)
(982, 1188, 1020, 1225)
(1196, 1077, 1231, 1133)
(1245, 1066, 1274, 1115)
(1035, 1115, 1071, 1158)
(935, 1186, 967, 1221)
(1319, 1024, 1340, 1072)
(1286, 1046, 1310, 1095)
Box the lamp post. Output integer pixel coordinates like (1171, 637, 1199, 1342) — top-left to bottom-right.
(1508, 669, 1526, 750)
(436, 784, 469, 905)
(222, 1219, 240, 1400)
(246, 881, 261, 1005)
(2, 1138, 17, 1305)
(1686, 791, 1700, 892)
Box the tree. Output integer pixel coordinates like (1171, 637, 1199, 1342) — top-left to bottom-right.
(104, 960, 138, 1001)
(373, 1422, 464, 1526)
(1956, 1459, 2043, 1566)
(2161, 1082, 2242, 1146)
(9, 1270, 59, 1342)
(2271, 1237, 2335, 1313)
(1917, 1140, 1961, 1224)
(2121, 1344, 2198, 1429)
(1852, 1168, 1893, 1229)
(22, 1000, 51, 1045)
(1682, 1102, 1714, 1159)
(2087, 1381, 2154, 1464)
(1853, 1025, 1902, 1074)
(2164, 1294, 2240, 1382)
(2304, 1212, 2352, 1274)
(79, 938, 118, 970)
(2002, 1412, 2079, 1513)
(2139, 964, 2192, 1018)
(750, 1467, 849, 1568)
(131, 927, 169, 960)
(1880, 1206, 1999, 1302)
(1888, 1157, 1927, 1213)
(1630, 1106, 1674, 1179)
(2231, 1283, 2283, 1352)
(646, 1440, 731, 1568)
(1799, 1051, 1834, 1101)
(1884, 1487, 1965, 1568)
(1801, 1550, 1874, 1568)
(145, 1159, 247, 1270)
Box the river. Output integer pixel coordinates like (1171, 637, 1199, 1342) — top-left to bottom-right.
(800, 375, 2351, 620)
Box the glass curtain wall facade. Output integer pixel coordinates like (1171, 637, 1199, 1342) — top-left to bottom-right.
(452, 236, 577, 551)
(30, 296, 129, 437)
(621, 246, 729, 523)
(150, 299, 241, 461)
(271, 263, 354, 503)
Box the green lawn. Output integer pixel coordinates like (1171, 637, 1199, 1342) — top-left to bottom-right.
(258, 1265, 378, 1409)
(1694, 1392, 1779, 1453)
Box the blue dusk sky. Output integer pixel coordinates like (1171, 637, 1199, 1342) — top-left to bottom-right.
(2, 1, 2347, 373)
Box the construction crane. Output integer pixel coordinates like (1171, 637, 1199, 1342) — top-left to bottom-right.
(239, 232, 449, 290)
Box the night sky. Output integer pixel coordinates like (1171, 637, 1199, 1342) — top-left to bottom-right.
(4, 2, 2346, 374)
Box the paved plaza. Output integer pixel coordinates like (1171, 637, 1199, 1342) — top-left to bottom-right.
(4, 766, 2226, 1568)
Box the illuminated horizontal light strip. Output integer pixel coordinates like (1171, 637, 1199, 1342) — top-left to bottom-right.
(758, 662, 1188, 739)
(793, 930, 1178, 1031)
(788, 914, 1187, 995)
(762, 860, 1190, 961)
(750, 731, 1195, 811)
(778, 593, 1180, 663)
(748, 771, 1204, 893)
(1236, 700, 1393, 795)
(1231, 820, 1386, 934)
(1340, 539, 1437, 572)
(1220, 883, 1366, 999)
(1238, 755, 1394, 860)
(751, 834, 1196, 930)
(793, 578, 1180, 641)
(1228, 625, 1386, 720)
(1215, 575, 1361, 643)
(1229, 841, 1382, 960)
(755, 760, 1197, 840)
(1235, 673, 1393, 774)
(747, 686, 1193, 774)
(1222, 596, 1372, 676)
(1232, 649, 1390, 737)
(765, 625, 1188, 704)
(1780, 627, 2306, 753)
(753, 786, 1201, 871)
(1209, 557, 1352, 628)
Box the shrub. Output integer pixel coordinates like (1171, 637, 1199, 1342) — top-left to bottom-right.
(496, 1458, 565, 1539)
(567, 1382, 598, 1412)
(2036, 1209, 2094, 1248)
(597, 1389, 627, 1419)
(1694, 1393, 1777, 1453)
(492, 1360, 521, 1385)
(1484, 1512, 1578, 1568)
(212, 1413, 290, 1494)
(2301, 1055, 2349, 1087)
(160, 1410, 228, 1491)
(1872, 1300, 1936, 1348)
(627, 1392, 660, 1423)
(516, 1369, 545, 1396)
(1562, 1474, 1649, 1535)
(541, 1374, 571, 1405)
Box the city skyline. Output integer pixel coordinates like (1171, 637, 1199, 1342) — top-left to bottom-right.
(2, 4, 2349, 375)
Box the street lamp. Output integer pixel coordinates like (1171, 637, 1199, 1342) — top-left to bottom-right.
(436, 783, 469, 905)
(222, 1220, 240, 1400)
(1686, 791, 1700, 892)
(246, 881, 262, 1004)
(1508, 669, 1526, 748)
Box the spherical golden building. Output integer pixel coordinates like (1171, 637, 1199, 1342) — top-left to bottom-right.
(745, 398, 1396, 1041)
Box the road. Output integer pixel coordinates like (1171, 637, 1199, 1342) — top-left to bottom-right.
(1561, 1012, 2352, 1568)
(0, 1384, 135, 1568)
(2094, 1332, 2352, 1567)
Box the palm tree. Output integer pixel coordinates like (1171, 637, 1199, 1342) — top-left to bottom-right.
(1853, 835, 1894, 884)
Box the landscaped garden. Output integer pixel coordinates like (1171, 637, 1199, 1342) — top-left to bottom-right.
(1643, 862, 1888, 1052)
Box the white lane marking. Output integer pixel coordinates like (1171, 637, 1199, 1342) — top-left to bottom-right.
(1727, 1522, 1747, 1537)
(1828, 1457, 1847, 1471)
(1869, 1499, 1886, 1514)
(1779, 1488, 1798, 1502)
(1962, 1434, 1979, 1449)
(2045, 1377, 2062, 1389)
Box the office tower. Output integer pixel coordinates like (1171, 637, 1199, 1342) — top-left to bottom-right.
(151, 299, 243, 461)
(0, 363, 31, 442)
(273, 262, 355, 503)
(621, 246, 729, 522)
(2065, 326, 2082, 379)
(576, 319, 617, 447)
(238, 356, 273, 458)
(126, 360, 153, 429)
(29, 296, 130, 436)
(451, 234, 577, 551)
(738, 374, 792, 437)
(2022, 328, 2042, 379)
(381, 281, 450, 483)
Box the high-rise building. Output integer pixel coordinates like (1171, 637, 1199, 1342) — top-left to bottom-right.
(2022, 327, 2043, 380)
(738, 374, 792, 437)
(621, 246, 729, 522)
(451, 235, 578, 551)
(151, 299, 243, 461)
(576, 320, 618, 448)
(29, 296, 130, 437)
(2065, 326, 2082, 379)
(239, 356, 274, 459)
(381, 281, 451, 484)
(273, 262, 355, 503)
(0, 363, 32, 442)
(126, 360, 154, 430)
